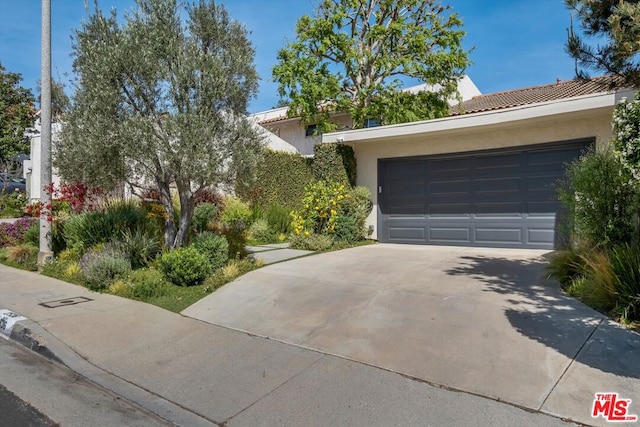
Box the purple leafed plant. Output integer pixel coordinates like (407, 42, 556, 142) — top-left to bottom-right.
(0, 218, 38, 248)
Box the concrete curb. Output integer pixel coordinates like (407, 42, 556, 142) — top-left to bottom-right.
(8, 320, 218, 427)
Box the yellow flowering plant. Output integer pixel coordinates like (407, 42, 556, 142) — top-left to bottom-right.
(290, 180, 349, 236)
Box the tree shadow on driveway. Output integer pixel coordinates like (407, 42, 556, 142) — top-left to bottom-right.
(445, 255, 640, 379)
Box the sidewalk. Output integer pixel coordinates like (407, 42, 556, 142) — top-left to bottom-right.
(0, 264, 581, 426)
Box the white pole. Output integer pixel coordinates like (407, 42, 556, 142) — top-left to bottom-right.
(39, 0, 53, 265)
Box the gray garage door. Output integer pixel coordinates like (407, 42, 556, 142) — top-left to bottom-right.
(378, 140, 590, 249)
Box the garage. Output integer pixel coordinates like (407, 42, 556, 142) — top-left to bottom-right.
(378, 139, 590, 249)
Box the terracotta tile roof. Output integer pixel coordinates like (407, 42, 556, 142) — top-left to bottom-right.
(450, 75, 626, 116)
(258, 114, 291, 125)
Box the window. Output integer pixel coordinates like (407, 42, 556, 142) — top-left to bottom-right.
(305, 124, 318, 137)
(364, 118, 381, 128)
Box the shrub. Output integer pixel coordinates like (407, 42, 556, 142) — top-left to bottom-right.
(191, 232, 229, 271)
(557, 149, 639, 247)
(23, 223, 39, 247)
(194, 188, 224, 207)
(248, 219, 275, 244)
(0, 191, 27, 217)
(236, 149, 314, 211)
(126, 268, 170, 299)
(290, 180, 350, 236)
(63, 199, 148, 251)
(221, 220, 248, 259)
(6, 244, 38, 270)
(221, 196, 252, 226)
(117, 227, 162, 269)
(265, 204, 292, 235)
(547, 247, 586, 288)
(80, 246, 132, 291)
(192, 203, 219, 234)
(334, 186, 372, 243)
(313, 143, 357, 187)
(157, 246, 212, 286)
(289, 233, 333, 251)
(0, 217, 38, 247)
(607, 244, 640, 322)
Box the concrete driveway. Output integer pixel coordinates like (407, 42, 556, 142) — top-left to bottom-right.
(183, 244, 640, 425)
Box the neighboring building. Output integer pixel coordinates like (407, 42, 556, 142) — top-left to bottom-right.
(321, 75, 633, 249)
(252, 76, 481, 156)
(23, 116, 62, 202)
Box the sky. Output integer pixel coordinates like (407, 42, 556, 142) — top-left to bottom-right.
(0, 0, 590, 114)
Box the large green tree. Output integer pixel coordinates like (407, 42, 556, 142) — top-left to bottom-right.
(0, 63, 35, 162)
(272, 0, 470, 131)
(566, 0, 640, 86)
(56, 0, 263, 248)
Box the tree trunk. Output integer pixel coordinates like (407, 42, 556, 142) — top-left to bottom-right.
(158, 179, 176, 249)
(172, 178, 194, 249)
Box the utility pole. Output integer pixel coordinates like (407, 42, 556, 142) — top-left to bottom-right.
(38, 0, 53, 265)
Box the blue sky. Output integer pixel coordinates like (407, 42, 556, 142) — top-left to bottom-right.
(0, 0, 585, 113)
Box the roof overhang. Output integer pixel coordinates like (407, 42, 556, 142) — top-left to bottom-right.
(322, 88, 635, 144)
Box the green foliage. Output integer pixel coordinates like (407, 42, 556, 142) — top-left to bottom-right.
(289, 233, 333, 251)
(221, 221, 248, 259)
(56, 0, 264, 249)
(557, 149, 639, 247)
(221, 196, 252, 226)
(126, 268, 171, 299)
(0, 191, 27, 217)
(337, 186, 372, 243)
(313, 143, 356, 187)
(566, 0, 640, 86)
(63, 199, 148, 251)
(191, 231, 229, 271)
(117, 227, 162, 269)
(157, 246, 212, 287)
(607, 244, 640, 322)
(237, 149, 314, 211)
(291, 181, 350, 236)
(248, 219, 275, 244)
(192, 203, 219, 234)
(0, 63, 36, 161)
(547, 248, 586, 287)
(80, 246, 132, 291)
(23, 223, 39, 247)
(272, 0, 470, 129)
(613, 93, 640, 179)
(265, 204, 292, 235)
(5, 244, 38, 270)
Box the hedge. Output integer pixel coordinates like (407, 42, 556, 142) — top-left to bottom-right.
(237, 149, 314, 211)
(313, 143, 356, 187)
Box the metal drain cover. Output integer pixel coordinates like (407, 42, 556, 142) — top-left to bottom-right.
(39, 296, 93, 308)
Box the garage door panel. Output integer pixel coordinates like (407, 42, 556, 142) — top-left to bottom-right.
(379, 139, 590, 249)
(429, 227, 471, 243)
(388, 227, 426, 241)
(474, 177, 523, 193)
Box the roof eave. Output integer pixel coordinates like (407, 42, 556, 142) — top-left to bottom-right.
(322, 89, 635, 144)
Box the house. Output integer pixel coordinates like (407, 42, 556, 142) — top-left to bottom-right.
(252, 75, 481, 156)
(23, 116, 62, 202)
(318, 75, 634, 249)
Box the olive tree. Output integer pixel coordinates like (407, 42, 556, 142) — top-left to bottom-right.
(56, 0, 264, 248)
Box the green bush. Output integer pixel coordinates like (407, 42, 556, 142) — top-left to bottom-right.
(335, 186, 372, 243)
(117, 227, 162, 269)
(248, 219, 275, 244)
(313, 143, 357, 187)
(0, 191, 27, 217)
(265, 204, 292, 235)
(607, 244, 640, 322)
(289, 233, 333, 251)
(191, 232, 229, 271)
(80, 246, 132, 291)
(64, 199, 148, 251)
(221, 196, 252, 226)
(157, 246, 212, 286)
(127, 268, 170, 299)
(4, 244, 38, 270)
(557, 149, 639, 247)
(547, 247, 586, 287)
(23, 223, 39, 247)
(192, 202, 219, 234)
(291, 181, 350, 236)
(221, 221, 248, 259)
(236, 149, 314, 211)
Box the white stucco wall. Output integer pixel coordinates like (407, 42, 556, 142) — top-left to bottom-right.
(26, 123, 62, 202)
(331, 107, 615, 240)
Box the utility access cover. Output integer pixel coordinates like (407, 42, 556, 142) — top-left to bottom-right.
(39, 296, 93, 308)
